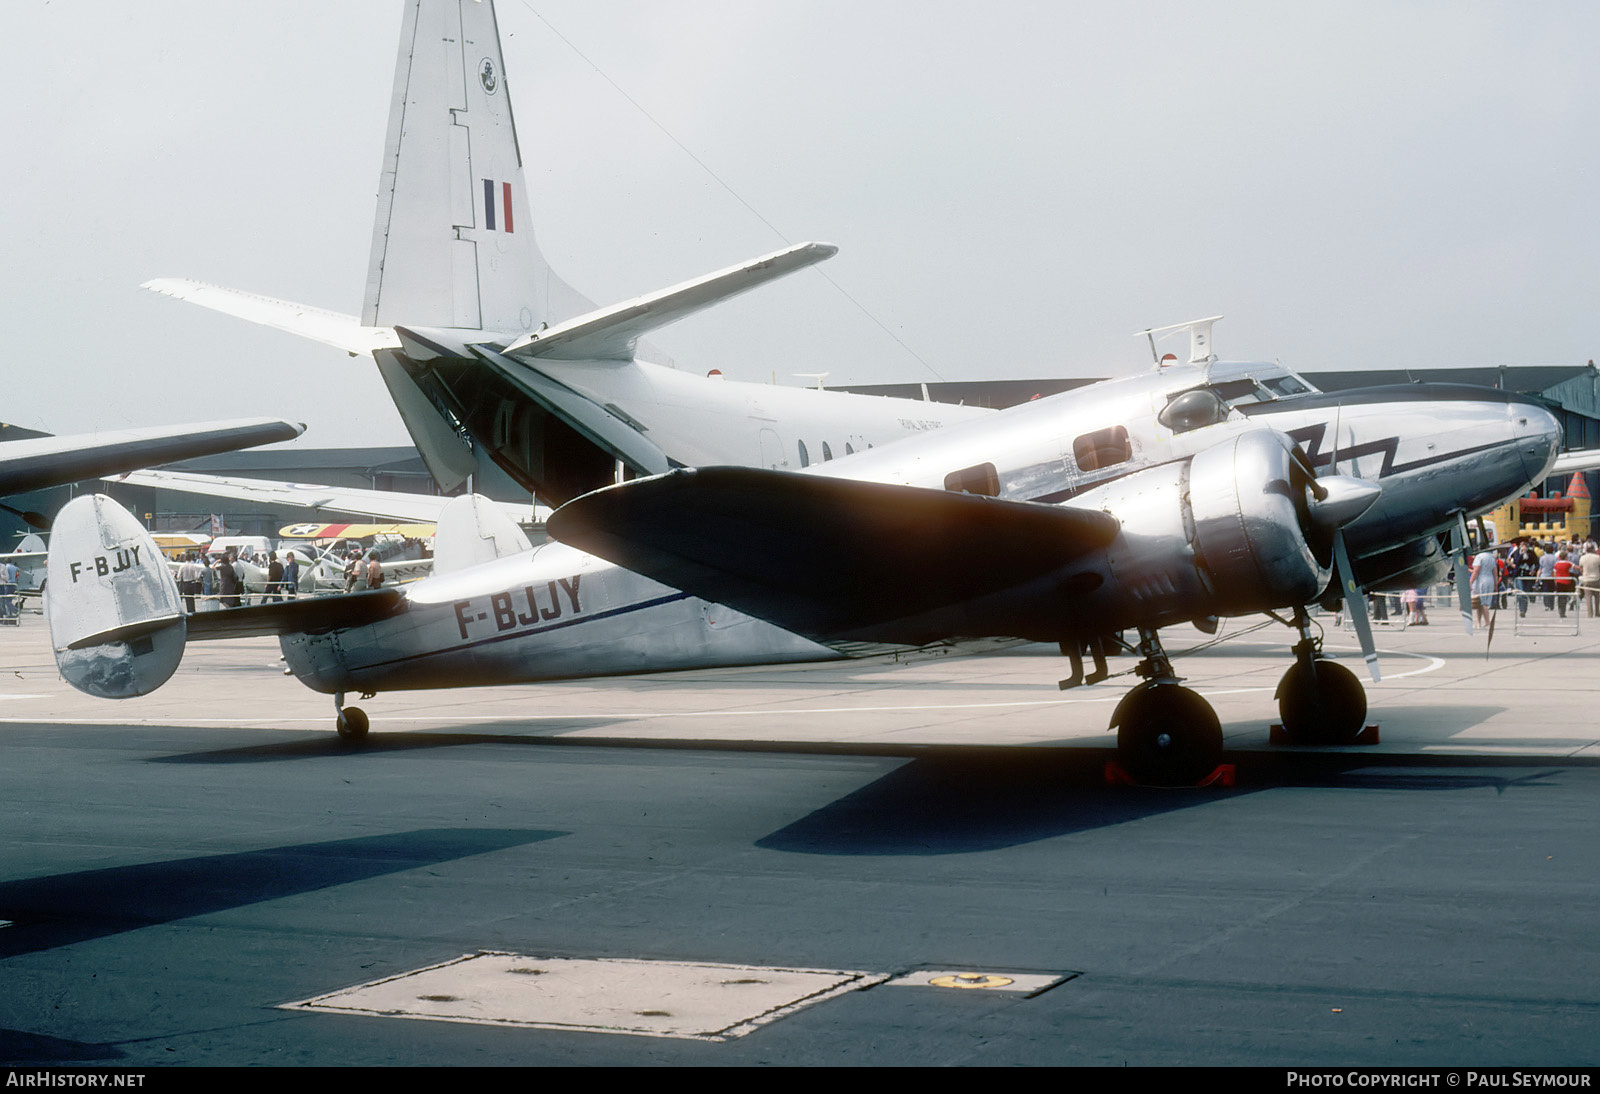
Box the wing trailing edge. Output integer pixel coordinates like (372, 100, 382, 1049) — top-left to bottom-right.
(548, 467, 1121, 642)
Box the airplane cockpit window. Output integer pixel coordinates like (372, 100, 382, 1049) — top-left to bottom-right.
(1158, 389, 1229, 434)
(1207, 378, 1266, 407)
(944, 462, 1000, 496)
(798, 440, 810, 468)
(822, 442, 834, 462)
(1261, 375, 1312, 397)
(1073, 426, 1132, 472)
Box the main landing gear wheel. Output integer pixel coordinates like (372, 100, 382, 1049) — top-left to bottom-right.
(1275, 658, 1366, 745)
(1113, 683, 1223, 786)
(336, 706, 369, 742)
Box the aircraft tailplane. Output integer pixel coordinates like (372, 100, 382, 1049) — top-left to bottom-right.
(46, 495, 187, 698)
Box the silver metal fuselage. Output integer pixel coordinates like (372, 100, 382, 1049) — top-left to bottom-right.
(279, 540, 837, 694)
(286, 361, 1562, 693)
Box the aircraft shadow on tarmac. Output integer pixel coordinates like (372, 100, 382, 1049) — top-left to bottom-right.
(0, 1026, 123, 1066)
(0, 827, 562, 960)
(755, 749, 1587, 856)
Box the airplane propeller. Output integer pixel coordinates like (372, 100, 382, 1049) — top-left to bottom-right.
(1450, 514, 1474, 635)
(1289, 445, 1383, 682)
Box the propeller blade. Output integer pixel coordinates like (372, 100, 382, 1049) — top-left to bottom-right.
(1450, 516, 1474, 636)
(1333, 531, 1381, 682)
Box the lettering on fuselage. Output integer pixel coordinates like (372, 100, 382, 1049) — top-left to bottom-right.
(452, 575, 582, 641)
(67, 544, 144, 583)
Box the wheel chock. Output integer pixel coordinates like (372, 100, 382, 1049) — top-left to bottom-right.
(1103, 761, 1236, 788)
(1269, 723, 1381, 746)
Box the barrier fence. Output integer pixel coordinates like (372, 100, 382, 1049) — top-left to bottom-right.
(1336, 580, 1590, 636)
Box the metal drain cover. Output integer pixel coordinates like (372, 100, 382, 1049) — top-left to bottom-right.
(285, 951, 886, 1041)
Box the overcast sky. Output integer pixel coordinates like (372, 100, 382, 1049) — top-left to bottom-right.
(4, 1, 1597, 450)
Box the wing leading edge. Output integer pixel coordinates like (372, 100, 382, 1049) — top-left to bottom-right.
(548, 467, 1121, 642)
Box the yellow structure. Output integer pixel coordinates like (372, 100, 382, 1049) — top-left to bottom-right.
(1487, 473, 1592, 544)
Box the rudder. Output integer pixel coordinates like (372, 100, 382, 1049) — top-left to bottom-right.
(46, 496, 186, 698)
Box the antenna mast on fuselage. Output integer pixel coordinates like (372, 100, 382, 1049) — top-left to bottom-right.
(1137, 316, 1224, 370)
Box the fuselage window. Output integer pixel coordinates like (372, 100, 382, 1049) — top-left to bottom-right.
(1073, 426, 1132, 472)
(798, 440, 810, 468)
(944, 462, 1000, 496)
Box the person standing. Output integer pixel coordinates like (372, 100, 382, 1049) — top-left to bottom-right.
(282, 551, 300, 600)
(1579, 545, 1600, 618)
(177, 552, 201, 614)
(218, 551, 242, 609)
(265, 552, 284, 604)
(1553, 550, 1577, 619)
(1470, 546, 1498, 629)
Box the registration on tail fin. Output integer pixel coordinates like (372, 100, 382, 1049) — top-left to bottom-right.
(47, 495, 186, 698)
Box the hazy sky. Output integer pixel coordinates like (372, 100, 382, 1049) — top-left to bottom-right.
(5, 1, 1598, 450)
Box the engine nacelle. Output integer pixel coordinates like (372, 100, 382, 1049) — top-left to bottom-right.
(1059, 428, 1332, 633)
(1186, 428, 1331, 612)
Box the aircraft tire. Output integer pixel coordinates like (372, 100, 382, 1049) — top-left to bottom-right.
(1114, 684, 1223, 786)
(1275, 658, 1366, 745)
(336, 706, 370, 742)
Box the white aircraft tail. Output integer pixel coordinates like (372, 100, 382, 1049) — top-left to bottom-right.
(432, 493, 533, 575)
(365, 0, 593, 337)
(46, 495, 187, 698)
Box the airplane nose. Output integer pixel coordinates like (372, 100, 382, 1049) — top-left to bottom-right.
(1511, 402, 1563, 485)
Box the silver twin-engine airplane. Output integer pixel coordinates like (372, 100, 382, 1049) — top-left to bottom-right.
(44, 0, 1585, 783)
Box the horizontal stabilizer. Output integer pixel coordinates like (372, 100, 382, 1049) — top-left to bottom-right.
(46, 495, 186, 698)
(502, 242, 838, 362)
(432, 494, 533, 575)
(142, 279, 400, 356)
(186, 589, 406, 642)
(548, 467, 1121, 641)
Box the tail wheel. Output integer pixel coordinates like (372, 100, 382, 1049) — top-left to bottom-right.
(1275, 658, 1366, 745)
(1114, 683, 1223, 786)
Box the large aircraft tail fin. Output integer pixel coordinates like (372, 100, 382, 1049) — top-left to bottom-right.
(46, 495, 187, 698)
(366, 0, 593, 337)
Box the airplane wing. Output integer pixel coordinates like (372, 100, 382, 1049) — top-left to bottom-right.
(0, 418, 304, 498)
(142, 280, 399, 356)
(1550, 449, 1600, 477)
(104, 469, 545, 526)
(548, 466, 1120, 642)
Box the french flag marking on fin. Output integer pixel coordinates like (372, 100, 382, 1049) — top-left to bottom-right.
(482, 179, 514, 233)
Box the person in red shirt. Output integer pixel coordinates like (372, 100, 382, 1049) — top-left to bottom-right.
(1552, 550, 1578, 619)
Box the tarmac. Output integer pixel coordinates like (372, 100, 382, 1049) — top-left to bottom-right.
(1, 603, 1598, 1067)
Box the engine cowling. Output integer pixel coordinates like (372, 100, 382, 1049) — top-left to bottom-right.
(1056, 428, 1348, 635)
(1186, 428, 1332, 613)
